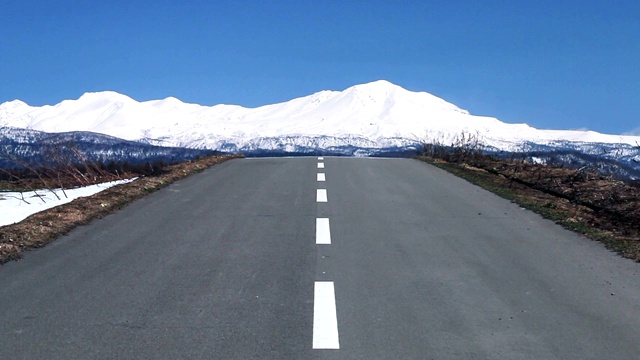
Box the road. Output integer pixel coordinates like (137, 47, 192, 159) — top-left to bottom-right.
(1, 157, 639, 359)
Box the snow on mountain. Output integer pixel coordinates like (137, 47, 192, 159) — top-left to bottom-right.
(1, 80, 639, 154)
(0, 100, 34, 127)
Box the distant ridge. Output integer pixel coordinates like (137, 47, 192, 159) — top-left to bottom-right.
(1, 80, 639, 155)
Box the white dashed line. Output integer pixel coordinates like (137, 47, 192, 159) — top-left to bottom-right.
(317, 189, 327, 202)
(314, 158, 338, 350)
(316, 218, 331, 244)
(313, 281, 340, 349)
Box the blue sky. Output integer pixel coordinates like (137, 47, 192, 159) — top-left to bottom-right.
(1, 0, 638, 135)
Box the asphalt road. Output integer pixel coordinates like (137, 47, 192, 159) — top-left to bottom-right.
(1, 157, 639, 359)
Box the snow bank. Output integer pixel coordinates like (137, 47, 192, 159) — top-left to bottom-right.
(0, 178, 136, 227)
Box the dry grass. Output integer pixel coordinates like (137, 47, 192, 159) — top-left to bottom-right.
(419, 156, 640, 262)
(0, 154, 241, 264)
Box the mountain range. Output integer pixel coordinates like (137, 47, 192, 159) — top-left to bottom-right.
(1, 80, 639, 176)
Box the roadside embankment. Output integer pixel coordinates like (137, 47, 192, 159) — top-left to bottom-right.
(0, 154, 241, 264)
(418, 156, 640, 262)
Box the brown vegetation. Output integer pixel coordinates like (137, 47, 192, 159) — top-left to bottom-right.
(0, 154, 241, 264)
(418, 148, 640, 262)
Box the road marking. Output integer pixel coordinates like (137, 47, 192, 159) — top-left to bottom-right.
(316, 218, 331, 244)
(317, 189, 327, 202)
(313, 159, 337, 350)
(313, 281, 340, 349)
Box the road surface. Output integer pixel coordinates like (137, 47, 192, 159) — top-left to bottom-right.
(1, 157, 639, 359)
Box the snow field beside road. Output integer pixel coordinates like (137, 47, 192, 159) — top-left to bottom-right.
(0, 179, 136, 227)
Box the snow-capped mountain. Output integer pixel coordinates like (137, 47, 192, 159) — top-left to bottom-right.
(1, 80, 639, 156)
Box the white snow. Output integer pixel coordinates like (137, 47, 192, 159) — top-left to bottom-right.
(0, 178, 136, 227)
(1, 80, 639, 151)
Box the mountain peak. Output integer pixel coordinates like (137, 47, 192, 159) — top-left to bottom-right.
(0, 99, 30, 108)
(0, 99, 34, 122)
(157, 96, 184, 105)
(357, 79, 396, 88)
(339, 80, 469, 115)
(77, 91, 135, 103)
(344, 79, 402, 93)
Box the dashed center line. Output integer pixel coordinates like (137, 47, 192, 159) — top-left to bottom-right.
(313, 281, 340, 349)
(316, 218, 331, 244)
(313, 158, 339, 351)
(317, 189, 328, 202)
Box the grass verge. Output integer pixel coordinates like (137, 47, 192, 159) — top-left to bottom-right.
(0, 154, 241, 264)
(419, 157, 640, 262)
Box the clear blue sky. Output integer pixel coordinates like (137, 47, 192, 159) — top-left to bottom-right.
(1, 0, 638, 135)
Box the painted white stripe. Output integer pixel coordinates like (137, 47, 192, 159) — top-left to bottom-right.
(313, 281, 340, 349)
(317, 173, 326, 182)
(317, 162, 325, 169)
(317, 189, 327, 202)
(318, 156, 324, 160)
(316, 218, 331, 244)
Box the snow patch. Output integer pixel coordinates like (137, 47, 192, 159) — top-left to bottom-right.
(0, 178, 137, 227)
